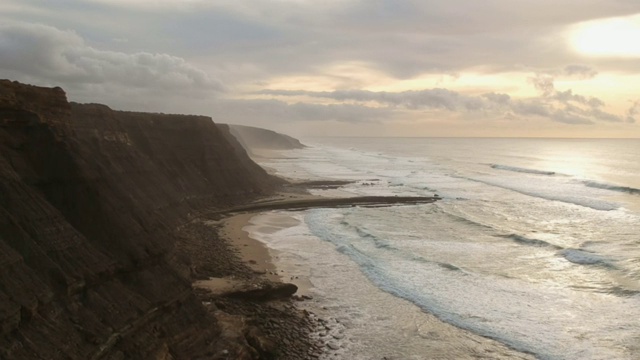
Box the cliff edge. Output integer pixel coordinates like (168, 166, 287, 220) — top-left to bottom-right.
(0, 80, 291, 359)
(227, 125, 305, 154)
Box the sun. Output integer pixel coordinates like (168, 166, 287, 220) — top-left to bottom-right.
(570, 14, 640, 57)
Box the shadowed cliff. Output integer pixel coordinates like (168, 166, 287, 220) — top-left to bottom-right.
(0, 80, 284, 359)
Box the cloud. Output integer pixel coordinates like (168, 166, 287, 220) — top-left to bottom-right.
(256, 86, 627, 125)
(563, 64, 598, 79)
(481, 92, 511, 105)
(526, 65, 598, 95)
(549, 110, 594, 125)
(511, 99, 551, 117)
(626, 100, 640, 123)
(1, 2, 637, 136)
(210, 98, 394, 126)
(5, 0, 640, 86)
(258, 88, 495, 111)
(551, 89, 603, 108)
(0, 22, 224, 96)
(529, 74, 556, 96)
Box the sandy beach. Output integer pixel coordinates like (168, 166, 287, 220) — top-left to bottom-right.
(183, 144, 537, 358)
(199, 186, 536, 359)
(196, 190, 436, 295)
(215, 211, 314, 296)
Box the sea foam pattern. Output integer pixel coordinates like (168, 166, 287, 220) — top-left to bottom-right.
(259, 137, 640, 359)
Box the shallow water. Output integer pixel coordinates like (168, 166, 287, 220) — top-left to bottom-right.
(250, 137, 640, 359)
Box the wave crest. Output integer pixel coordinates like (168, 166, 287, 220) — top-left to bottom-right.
(560, 249, 615, 268)
(582, 180, 640, 195)
(490, 164, 556, 176)
(497, 234, 562, 250)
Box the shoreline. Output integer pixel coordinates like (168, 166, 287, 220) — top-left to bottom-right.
(220, 212, 280, 283)
(199, 190, 438, 295)
(220, 211, 314, 296)
(212, 190, 536, 359)
(191, 191, 443, 358)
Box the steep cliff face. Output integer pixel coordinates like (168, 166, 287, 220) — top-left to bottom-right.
(227, 125, 305, 152)
(0, 80, 281, 359)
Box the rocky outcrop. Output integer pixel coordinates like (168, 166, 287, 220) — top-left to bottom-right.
(0, 80, 286, 359)
(195, 278, 298, 302)
(227, 125, 305, 153)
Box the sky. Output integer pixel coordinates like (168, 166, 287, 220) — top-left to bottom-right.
(2, 0, 640, 138)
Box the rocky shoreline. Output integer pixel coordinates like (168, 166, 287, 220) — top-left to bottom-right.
(175, 217, 320, 359)
(185, 191, 440, 359)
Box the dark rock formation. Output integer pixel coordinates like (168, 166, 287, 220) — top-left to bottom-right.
(225, 282, 298, 302)
(0, 80, 291, 359)
(226, 124, 305, 153)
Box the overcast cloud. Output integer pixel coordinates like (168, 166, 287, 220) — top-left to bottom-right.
(1, 0, 639, 137)
(258, 85, 628, 125)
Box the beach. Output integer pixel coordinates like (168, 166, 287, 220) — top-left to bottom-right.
(196, 183, 536, 359)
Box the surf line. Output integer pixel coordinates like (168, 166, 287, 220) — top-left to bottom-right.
(216, 195, 440, 215)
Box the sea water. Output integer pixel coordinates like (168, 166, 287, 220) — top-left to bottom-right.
(246, 138, 640, 360)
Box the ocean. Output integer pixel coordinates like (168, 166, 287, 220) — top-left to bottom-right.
(245, 137, 640, 360)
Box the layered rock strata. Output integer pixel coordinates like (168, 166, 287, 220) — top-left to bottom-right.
(0, 80, 297, 359)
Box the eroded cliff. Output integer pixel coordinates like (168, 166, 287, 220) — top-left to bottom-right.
(227, 125, 305, 153)
(0, 80, 285, 359)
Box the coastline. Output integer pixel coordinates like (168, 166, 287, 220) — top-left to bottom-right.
(219, 211, 314, 296)
(191, 190, 443, 359)
(216, 143, 542, 359)
(220, 212, 280, 283)
(213, 191, 536, 359)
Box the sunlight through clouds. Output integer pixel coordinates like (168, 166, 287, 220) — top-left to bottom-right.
(2, 0, 639, 136)
(570, 13, 640, 57)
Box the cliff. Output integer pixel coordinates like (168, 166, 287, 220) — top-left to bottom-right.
(227, 125, 305, 153)
(0, 80, 288, 359)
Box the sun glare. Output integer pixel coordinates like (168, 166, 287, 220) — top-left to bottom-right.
(570, 14, 640, 57)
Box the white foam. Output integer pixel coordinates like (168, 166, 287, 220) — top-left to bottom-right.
(490, 163, 556, 175)
(246, 211, 534, 359)
(468, 175, 620, 211)
(250, 138, 640, 359)
(561, 248, 614, 267)
(305, 207, 640, 360)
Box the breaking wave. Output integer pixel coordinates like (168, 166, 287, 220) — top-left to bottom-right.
(458, 176, 619, 211)
(582, 180, 640, 195)
(354, 226, 397, 250)
(560, 249, 615, 268)
(490, 164, 556, 176)
(497, 234, 563, 250)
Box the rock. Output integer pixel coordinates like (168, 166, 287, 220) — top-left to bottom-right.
(226, 282, 298, 301)
(326, 341, 341, 350)
(245, 326, 277, 359)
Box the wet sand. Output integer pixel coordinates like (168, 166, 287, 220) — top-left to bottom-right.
(213, 191, 535, 359)
(211, 190, 437, 297)
(192, 147, 534, 358)
(216, 211, 314, 296)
